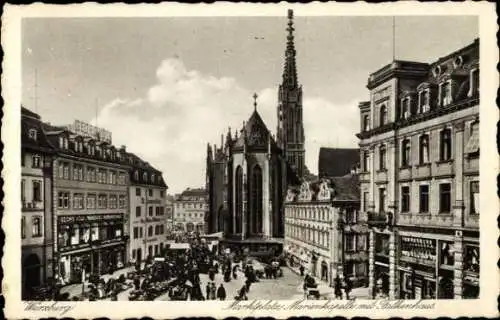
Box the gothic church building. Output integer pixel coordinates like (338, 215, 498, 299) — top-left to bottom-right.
(206, 10, 306, 256)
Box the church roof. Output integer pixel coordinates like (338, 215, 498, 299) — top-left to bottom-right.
(234, 110, 279, 150)
(318, 147, 359, 178)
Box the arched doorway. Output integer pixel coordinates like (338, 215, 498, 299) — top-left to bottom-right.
(23, 254, 41, 296)
(186, 222, 194, 232)
(196, 223, 204, 233)
(321, 261, 328, 281)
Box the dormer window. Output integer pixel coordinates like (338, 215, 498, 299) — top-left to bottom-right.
(143, 172, 147, 181)
(63, 138, 68, 150)
(28, 129, 38, 140)
(440, 80, 453, 107)
(151, 174, 155, 183)
(134, 170, 139, 180)
(59, 137, 64, 149)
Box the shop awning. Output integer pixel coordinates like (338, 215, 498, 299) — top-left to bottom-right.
(169, 243, 190, 250)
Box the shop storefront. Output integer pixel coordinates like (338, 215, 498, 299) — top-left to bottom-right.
(462, 243, 480, 299)
(56, 214, 126, 283)
(398, 236, 438, 299)
(373, 233, 390, 298)
(437, 239, 455, 299)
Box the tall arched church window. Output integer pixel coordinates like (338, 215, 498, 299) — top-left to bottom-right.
(235, 166, 243, 234)
(251, 165, 263, 234)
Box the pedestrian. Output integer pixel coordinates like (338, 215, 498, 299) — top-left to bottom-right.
(217, 283, 226, 300)
(209, 282, 217, 300)
(300, 265, 305, 277)
(345, 276, 352, 300)
(334, 275, 342, 300)
(206, 282, 211, 300)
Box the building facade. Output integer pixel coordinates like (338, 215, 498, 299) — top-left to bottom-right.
(173, 188, 208, 234)
(43, 122, 131, 284)
(21, 107, 55, 298)
(127, 152, 168, 262)
(357, 39, 479, 299)
(284, 174, 368, 288)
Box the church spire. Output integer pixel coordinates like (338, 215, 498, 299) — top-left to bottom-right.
(282, 9, 298, 88)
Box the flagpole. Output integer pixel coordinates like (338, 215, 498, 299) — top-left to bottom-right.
(392, 16, 396, 61)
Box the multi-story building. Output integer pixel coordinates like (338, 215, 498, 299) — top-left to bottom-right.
(284, 172, 367, 288)
(357, 39, 479, 299)
(165, 194, 175, 234)
(43, 120, 131, 284)
(127, 152, 168, 262)
(173, 188, 208, 234)
(21, 107, 55, 298)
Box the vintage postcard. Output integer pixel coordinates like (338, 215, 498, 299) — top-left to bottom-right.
(1, 2, 498, 319)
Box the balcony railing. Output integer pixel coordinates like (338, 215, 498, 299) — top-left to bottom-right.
(367, 211, 393, 227)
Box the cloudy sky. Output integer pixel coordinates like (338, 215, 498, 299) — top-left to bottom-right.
(22, 15, 478, 193)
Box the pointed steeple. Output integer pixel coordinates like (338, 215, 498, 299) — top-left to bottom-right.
(282, 9, 298, 88)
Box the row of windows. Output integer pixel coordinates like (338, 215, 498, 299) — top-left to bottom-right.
(285, 207, 331, 222)
(57, 161, 127, 185)
(174, 211, 204, 218)
(21, 216, 42, 238)
(368, 181, 479, 215)
(57, 223, 122, 247)
(175, 202, 206, 209)
(131, 243, 166, 260)
(135, 187, 165, 198)
(58, 136, 123, 163)
(345, 234, 368, 252)
(132, 224, 165, 239)
(135, 205, 166, 217)
(285, 224, 330, 248)
(57, 192, 126, 210)
(21, 153, 42, 168)
(363, 69, 479, 131)
(133, 171, 162, 185)
(362, 127, 467, 172)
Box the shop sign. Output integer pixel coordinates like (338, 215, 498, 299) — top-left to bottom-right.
(400, 236, 436, 265)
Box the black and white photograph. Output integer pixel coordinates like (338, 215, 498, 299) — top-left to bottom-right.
(2, 2, 498, 319)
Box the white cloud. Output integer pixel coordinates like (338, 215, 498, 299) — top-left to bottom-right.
(96, 58, 360, 193)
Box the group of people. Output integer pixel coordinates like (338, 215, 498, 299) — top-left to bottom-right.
(302, 270, 353, 300)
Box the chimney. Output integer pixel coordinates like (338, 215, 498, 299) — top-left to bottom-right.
(120, 145, 126, 151)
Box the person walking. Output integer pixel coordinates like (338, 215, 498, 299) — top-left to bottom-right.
(206, 282, 211, 300)
(344, 276, 352, 300)
(299, 265, 305, 277)
(209, 282, 217, 300)
(217, 283, 226, 301)
(334, 275, 342, 300)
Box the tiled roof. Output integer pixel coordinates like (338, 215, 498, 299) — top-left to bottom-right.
(181, 188, 207, 197)
(318, 147, 359, 178)
(330, 173, 360, 201)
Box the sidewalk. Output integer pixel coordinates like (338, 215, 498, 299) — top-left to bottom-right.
(287, 265, 370, 299)
(60, 265, 137, 299)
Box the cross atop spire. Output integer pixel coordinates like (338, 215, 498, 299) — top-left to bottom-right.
(283, 9, 298, 88)
(253, 92, 258, 111)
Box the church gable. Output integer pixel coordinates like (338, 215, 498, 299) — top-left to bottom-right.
(298, 181, 312, 202)
(233, 110, 280, 151)
(316, 180, 332, 201)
